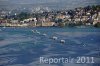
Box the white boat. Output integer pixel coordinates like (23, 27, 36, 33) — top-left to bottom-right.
(32, 30, 34, 32)
(36, 31, 40, 34)
(42, 33, 47, 36)
(60, 40, 65, 43)
(52, 36, 58, 40)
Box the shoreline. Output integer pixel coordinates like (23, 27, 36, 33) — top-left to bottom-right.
(0, 25, 99, 29)
(0, 25, 99, 28)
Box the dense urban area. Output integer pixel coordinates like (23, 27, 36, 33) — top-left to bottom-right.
(0, 5, 100, 27)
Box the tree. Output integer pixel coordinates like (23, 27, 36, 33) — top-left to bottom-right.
(94, 22, 100, 28)
(17, 12, 30, 21)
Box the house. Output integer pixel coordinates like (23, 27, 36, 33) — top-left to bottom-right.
(93, 18, 100, 25)
(41, 21, 55, 26)
(56, 14, 66, 19)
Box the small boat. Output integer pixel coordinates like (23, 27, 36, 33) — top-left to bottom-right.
(35, 30, 38, 32)
(60, 40, 65, 43)
(32, 30, 34, 32)
(42, 33, 47, 36)
(52, 36, 58, 40)
(36, 31, 40, 34)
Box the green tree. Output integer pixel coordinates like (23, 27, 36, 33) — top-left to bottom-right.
(17, 12, 30, 21)
(94, 22, 100, 28)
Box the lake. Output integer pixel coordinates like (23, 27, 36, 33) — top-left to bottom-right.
(0, 27, 100, 66)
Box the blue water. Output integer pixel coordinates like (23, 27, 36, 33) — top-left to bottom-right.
(0, 27, 100, 66)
